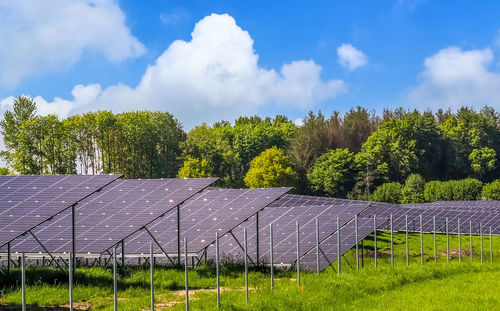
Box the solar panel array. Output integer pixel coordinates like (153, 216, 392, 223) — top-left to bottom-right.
(122, 187, 291, 257)
(5, 178, 217, 254)
(0, 174, 121, 248)
(376, 201, 500, 235)
(210, 194, 390, 271)
(4, 173, 500, 272)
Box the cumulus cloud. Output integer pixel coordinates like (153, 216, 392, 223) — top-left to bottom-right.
(337, 44, 368, 71)
(0, 0, 145, 87)
(1, 14, 345, 128)
(407, 47, 500, 109)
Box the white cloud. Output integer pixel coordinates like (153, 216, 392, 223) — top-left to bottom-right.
(337, 44, 368, 71)
(407, 47, 500, 109)
(1, 14, 345, 128)
(160, 8, 190, 25)
(0, 0, 145, 87)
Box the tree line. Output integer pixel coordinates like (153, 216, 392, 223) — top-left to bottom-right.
(2, 96, 500, 202)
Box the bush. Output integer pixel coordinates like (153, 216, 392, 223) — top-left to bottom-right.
(481, 179, 500, 200)
(371, 182, 404, 203)
(402, 174, 425, 203)
(453, 178, 482, 200)
(423, 180, 442, 202)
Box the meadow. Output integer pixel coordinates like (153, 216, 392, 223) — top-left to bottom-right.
(1, 231, 500, 310)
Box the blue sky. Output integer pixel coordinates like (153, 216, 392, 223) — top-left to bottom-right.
(2, 0, 500, 128)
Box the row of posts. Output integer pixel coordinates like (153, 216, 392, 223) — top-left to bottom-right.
(14, 213, 494, 310)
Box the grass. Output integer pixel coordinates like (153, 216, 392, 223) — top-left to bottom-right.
(1, 231, 500, 310)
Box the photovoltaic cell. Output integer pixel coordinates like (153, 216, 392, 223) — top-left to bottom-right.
(0, 174, 121, 247)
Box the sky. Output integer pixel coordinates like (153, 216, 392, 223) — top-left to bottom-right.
(2, 0, 500, 129)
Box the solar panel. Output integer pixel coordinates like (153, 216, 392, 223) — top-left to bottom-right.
(122, 187, 291, 257)
(0, 174, 121, 248)
(6, 178, 218, 254)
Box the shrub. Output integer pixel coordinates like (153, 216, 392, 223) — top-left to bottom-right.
(453, 178, 482, 200)
(481, 179, 500, 200)
(402, 174, 425, 203)
(423, 180, 442, 202)
(371, 182, 404, 203)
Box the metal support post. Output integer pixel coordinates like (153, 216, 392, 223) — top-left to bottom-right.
(69, 252, 73, 311)
(390, 214, 393, 267)
(355, 215, 359, 271)
(256, 212, 260, 266)
(244, 228, 248, 304)
(337, 217, 341, 274)
(490, 227, 493, 264)
(216, 232, 220, 308)
(270, 223, 274, 290)
(150, 243, 154, 311)
(480, 222, 483, 264)
(22, 252, 26, 311)
(316, 218, 320, 275)
(470, 220, 473, 263)
(373, 214, 377, 268)
(121, 240, 125, 267)
(446, 217, 449, 262)
(406, 215, 409, 266)
(113, 247, 117, 311)
(420, 214, 423, 265)
(433, 216, 437, 262)
(458, 219, 461, 262)
(184, 237, 189, 311)
(297, 221, 301, 282)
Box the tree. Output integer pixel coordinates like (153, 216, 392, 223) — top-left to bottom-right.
(402, 174, 425, 203)
(288, 111, 338, 192)
(355, 111, 443, 184)
(177, 156, 212, 178)
(342, 106, 379, 152)
(244, 147, 297, 188)
(307, 148, 356, 197)
(440, 107, 500, 180)
(0, 167, 9, 175)
(482, 180, 500, 200)
(371, 182, 403, 203)
(0, 96, 37, 166)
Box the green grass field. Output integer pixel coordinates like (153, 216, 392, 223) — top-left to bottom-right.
(1, 231, 500, 310)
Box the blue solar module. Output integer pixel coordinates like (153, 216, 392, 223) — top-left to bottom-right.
(122, 187, 291, 257)
(6, 178, 218, 254)
(0, 174, 121, 248)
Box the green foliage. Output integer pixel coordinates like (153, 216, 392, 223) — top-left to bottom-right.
(244, 146, 297, 188)
(177, 156, 212, 178)
(453, 178, 483, 200)
(423, 178, 482, 201)
(469, 147, 496, 177)
(356, 112, 443, 184)
(423, 180, 443, 202)
(370, 182, 403, 203)
(440, 107, 500, 179)
(370, 182, 403, 204)
(0, 167, 9, 175)
(402, 173, 426, 203)
(481, 179, 500, 200)
(307, 148, 356, 197)
(181, 116, 296, 188)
